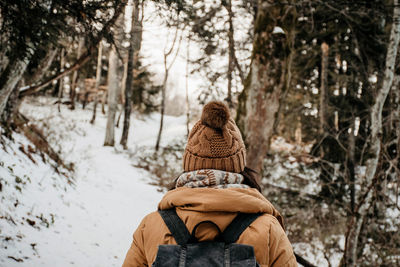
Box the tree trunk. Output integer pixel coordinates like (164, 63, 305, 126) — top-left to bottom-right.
(226, 0, 234, 108)
(319, 42, 329, 157)
(155, 73, 167, 152)
(343, 2, 400, 266)
(0, 53, 31, 117)
(0, 46, 10, 76)
(104, 46, 120, 146)
(120, 57, 129, 105)
(90, 41, 103, 124)
(185, 35, 191, 137)
(58, 48, 66, 112)
(101, 90, 107, 114)
(237, 0, 295, 173)
(70, 37, 84, 110)
(1, 81, 21, 134)
(393, 76, 400, 194)
(348, 114, 356, 214)
(120, 0, 142, 149)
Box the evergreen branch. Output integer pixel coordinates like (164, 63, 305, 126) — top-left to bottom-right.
(19, 0, 128, 98)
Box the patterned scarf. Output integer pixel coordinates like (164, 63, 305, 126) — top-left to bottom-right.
(175, 169, 250, 189)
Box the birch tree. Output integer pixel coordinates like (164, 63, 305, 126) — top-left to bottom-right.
(120, 0, 143, 149)
(343, 1, 400, 265)
(103, 9, 125, 146)
(104, 46, 120, 146)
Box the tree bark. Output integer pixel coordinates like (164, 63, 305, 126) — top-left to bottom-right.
(90, 41, 103, 124)
(0, 52, 32, 117)
(238, 0, 295, 173)
(319, 42, 329, 157)
(70, 37, 85, 110)
(393, 76, 400, 189)
(348, 114, 356, 214)
(226, 0, 234, 108)
(185, 34, 191, 137)
(320, 42, 329, 133)
(57, 48, 66, 112)
(343, 2, 400, 266)
(1, 81, 21, 133)
(120, 0, 142, 149)
(104, 46, 120, 146)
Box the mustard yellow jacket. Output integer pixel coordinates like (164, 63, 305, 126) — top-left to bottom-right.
(122, 187, 297, 267)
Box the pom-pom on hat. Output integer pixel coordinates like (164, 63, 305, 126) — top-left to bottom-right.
(183, 101, 246, 173)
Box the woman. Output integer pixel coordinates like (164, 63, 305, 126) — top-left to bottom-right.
(122, 101, 297, 267)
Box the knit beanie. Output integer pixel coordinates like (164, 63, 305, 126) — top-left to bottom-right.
(183, 101, 246, 173)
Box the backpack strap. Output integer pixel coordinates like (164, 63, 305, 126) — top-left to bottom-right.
(222, 213, 262, 244)
(188, 220, 223, 243)
(158, 209, 191, 245)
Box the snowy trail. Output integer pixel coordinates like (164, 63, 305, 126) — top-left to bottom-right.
(26, 145, 163, 267)
(1, 98, 186, 267)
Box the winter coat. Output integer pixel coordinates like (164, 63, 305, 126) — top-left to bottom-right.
(122, 187, 297, 267)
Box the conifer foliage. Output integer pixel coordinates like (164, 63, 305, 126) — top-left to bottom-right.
(0, 0, 125, 119)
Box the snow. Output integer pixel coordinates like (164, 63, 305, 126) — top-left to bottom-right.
(273, 26, 285, 34)
(1, 97, 186, 266)
(292, 236, 344, 267)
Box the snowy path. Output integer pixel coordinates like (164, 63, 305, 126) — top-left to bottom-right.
(1, 98, 186, 267)
(25, 146, 162, 267)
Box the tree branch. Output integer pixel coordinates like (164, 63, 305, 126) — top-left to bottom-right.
(295, 253, 317, 267)
(19, 0, 128, 98)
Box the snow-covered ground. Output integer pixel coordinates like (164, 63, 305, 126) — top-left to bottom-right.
(0, 97, 186, 267)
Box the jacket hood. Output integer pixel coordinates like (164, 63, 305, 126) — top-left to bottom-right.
(158, 187, 284, 228)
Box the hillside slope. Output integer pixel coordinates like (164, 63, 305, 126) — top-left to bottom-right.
(1, 97, 186, 267)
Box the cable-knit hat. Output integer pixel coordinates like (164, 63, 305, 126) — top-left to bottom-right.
(183, 101, 246, 173)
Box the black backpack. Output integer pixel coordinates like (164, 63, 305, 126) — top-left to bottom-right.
(152, 209, 262, 267)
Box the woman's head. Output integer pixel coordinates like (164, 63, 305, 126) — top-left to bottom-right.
(182, 101, 246, 173)
(175, 101, 262, 192)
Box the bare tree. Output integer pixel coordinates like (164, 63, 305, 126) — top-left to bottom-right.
(343, 1, 400, 265)
(155, 25, 184, 152)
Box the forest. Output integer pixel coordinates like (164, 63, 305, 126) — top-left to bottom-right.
(1, 0, 400, 266)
